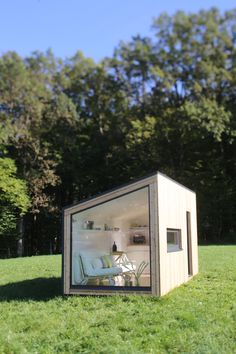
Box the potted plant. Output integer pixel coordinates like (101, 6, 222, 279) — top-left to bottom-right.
(124, 261, 148, 286)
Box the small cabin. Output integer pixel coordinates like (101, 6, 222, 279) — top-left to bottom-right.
(62, 172, 198, 296)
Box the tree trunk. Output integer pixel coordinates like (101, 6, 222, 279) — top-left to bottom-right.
(17, 218, 24, 257)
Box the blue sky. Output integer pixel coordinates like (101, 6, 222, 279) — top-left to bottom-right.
(0, 0, 235, 62)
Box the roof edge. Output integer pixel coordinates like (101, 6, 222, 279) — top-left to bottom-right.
(62, 172, 158, 212)
(62, 171, 196, 212)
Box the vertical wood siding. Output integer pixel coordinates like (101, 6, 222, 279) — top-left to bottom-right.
(157, 173, 198, 296)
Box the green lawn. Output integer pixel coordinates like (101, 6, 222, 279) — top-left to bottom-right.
(0, 246, 235, 354)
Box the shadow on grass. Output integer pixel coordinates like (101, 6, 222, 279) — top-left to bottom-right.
(0, 277, 62, 301)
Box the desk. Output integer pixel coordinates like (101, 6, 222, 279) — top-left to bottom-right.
(126, 246, 150, 274)
(111, 251, 124, 262)
(111, 251, 133, 286)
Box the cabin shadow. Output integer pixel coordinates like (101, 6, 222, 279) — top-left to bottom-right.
(0, 277, 62, 301)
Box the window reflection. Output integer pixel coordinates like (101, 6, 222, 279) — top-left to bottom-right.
(71, 187, 151, 289)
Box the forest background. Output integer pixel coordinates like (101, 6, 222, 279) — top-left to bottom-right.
(0, 8, 235, 257)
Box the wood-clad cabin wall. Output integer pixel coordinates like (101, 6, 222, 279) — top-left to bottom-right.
(63, 172, 198, 296)
(157, 173, 198, 296)
(63, 175, 157, 296)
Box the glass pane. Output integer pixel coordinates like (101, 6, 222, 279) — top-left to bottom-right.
(167, 229, 182, 252)
(71, 187, 151, 289)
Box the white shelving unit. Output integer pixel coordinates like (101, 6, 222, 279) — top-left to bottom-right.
(77, 229, 120, 233)
(127, 226, 149, 246)
(126, 227, 150, 274)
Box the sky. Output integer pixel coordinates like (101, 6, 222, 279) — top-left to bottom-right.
(0, 0, 235, 62)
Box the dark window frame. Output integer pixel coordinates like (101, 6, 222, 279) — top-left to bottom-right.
(186, 211, 193, 276)
(69, 185, 152, 292)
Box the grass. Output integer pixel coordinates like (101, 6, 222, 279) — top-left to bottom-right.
(0, 246, 235, 354)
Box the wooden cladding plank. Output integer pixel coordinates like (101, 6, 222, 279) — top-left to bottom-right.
(157, 173, 198, 296)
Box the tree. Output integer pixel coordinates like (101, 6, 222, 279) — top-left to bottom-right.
(109, 8, 236, 242)
(0, 157, 30, 256)
(0, 7, 235, 255)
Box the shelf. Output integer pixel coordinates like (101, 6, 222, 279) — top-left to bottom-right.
(77, 229, 119, 233)
(129, 227, 149, 231)
(127, 245, 149, 249)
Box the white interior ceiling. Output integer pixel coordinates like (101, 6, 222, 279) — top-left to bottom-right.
(73, 187, 149, 224)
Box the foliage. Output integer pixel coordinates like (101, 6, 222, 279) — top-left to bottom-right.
(0, 246, 235, 353)
(0, 158, 30, 214)
(0, 157, 30, 255)
(124, 260, 149, 286)
(0, 206, 18, 240)
(0, 8, 236, 255)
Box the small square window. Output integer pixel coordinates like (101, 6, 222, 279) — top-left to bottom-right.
(167, 229, 182, 252)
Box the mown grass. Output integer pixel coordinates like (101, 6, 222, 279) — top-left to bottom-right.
(0, 246, 235, 354)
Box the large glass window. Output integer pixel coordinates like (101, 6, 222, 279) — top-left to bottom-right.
(71, 187, 151, 290)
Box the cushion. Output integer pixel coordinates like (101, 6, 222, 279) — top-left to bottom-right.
(73, 254, 84, 284)
(90, 266, 122, 276)
(101, 255, 113, 268)
(80, 255, 94, 275)
(92, 257, 103, 270)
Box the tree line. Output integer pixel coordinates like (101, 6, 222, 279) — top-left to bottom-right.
(0, 8, 235, 257)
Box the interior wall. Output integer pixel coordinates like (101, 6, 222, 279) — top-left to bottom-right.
(157, 173, 198, 296)
(71, 211, 148, 256)
(71, 188, 150, 251)
(70, 186, 151, 287)
(72, 222, 110, 254)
